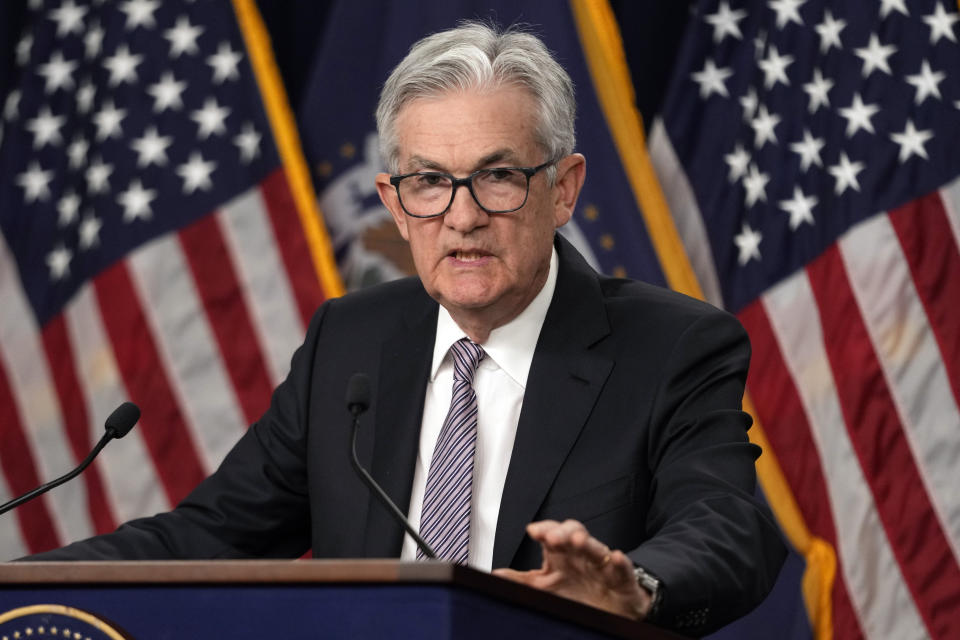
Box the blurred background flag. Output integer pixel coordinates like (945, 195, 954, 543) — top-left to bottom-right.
(649, 0, 960, 638)
(0, 0, 341, 559)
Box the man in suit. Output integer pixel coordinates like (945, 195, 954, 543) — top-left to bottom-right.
(30, 22, 785, 635)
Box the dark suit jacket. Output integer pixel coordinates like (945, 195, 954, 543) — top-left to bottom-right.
(34, 235, 785, 635)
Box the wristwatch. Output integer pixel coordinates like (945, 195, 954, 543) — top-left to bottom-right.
(633, 565, 663, 618)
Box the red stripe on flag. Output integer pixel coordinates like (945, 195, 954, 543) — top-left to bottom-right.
(179, 214, 274, 425)
(0, 363, 61, 553)
(41, 314, 118, 534)
(888, 194, 960, 410)
(739, 300, 865, 640)
(808, 246, 960, 640)
(260, 169, 326, 326)
(94, 261, 206, 506)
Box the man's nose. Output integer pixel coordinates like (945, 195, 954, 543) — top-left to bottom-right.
(444, 182, 488, 232)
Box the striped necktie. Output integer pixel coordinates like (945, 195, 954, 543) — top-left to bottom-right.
(418, 338, 485, 563)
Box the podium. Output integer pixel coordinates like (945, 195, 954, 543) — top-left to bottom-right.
(0, 561, 688, 639)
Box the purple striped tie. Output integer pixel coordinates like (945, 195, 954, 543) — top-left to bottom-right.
(418, 338, 485, 563)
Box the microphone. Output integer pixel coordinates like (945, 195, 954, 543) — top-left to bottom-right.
(0, 402, 141, 516)
(346, 373, 436, 559)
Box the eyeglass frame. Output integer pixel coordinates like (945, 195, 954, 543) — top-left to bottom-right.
(388, 160, 554, 219)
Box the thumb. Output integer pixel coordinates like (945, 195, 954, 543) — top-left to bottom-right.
(492, 567, 536, 584)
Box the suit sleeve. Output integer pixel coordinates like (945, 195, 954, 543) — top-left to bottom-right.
(22, 301, 334, 561)
(628, 310, 786, 634)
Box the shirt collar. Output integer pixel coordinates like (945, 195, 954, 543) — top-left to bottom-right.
(430, 246, 558, 388)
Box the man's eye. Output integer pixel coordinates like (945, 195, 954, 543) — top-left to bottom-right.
(416, 174, 446, 186)
(487, 169, 517, 181)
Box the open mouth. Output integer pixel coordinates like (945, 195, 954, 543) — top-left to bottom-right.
(449, 250, 490, 262)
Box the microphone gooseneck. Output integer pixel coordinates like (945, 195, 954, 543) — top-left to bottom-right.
(0, 401, 141, 516)
(346, 373, 437, 560)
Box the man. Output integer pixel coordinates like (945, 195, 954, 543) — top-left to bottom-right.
(28, 22, 785, 635)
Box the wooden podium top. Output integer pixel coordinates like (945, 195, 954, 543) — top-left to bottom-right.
(0, 560, 687, 640)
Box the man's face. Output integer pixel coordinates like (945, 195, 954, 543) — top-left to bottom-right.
(376, 87, 584, 333)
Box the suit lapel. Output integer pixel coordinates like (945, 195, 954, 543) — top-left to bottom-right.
(362, 287, 437, 557)
(493, 237, 613, 568)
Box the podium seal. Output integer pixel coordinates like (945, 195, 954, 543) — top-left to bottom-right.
(0, 604, 130, 639)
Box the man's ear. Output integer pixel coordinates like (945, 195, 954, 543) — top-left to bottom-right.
(551, 153, 586, 228)
(376, 172, 410, 241)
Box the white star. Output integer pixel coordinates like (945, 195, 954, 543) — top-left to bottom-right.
(779, 186, 817, 230)
(802, 68, 833, 113)
(750, 104, 781, 148)
(16, 161, 54, 203)
(130, 126, 173, 167)
(758, 45, 794, 89)
(119, 0, 160, 30)
(48, 0, 87, 36)
(880, 0, 909, 18)
(93, 100, 127, 141)
(789, 129, 825, 171)
(75, 79, 96, 114)
(828, 152, 865, 194)
(724, 143, 751, 182)
(37, 50, 77, 93)
(890, 120, 933, 162)
(78, 215, 102, 250)
(705, 1, 747, 42)
(26, 106, 65, 149)
(233, 122, 261, 163)
(743, 164, 770, 207)
(46, 245, 73, 281)
(691, 58, 733, 98)
(117, 179, 157, 222)
(67, 135, 89, 169)
(84, 21, 104, 59)
(814, 10, 846, 53)
(16, 33, 32, 66)
(3, 90, 20, 121)
(923, 4, 959, 44)
(103, 44, 143, 86)
(768, 0, 806, 29)
(854, 34, 896, 77)
(906, 60, 945, 104)
(190, 98, 231, 139)
(164, 15, 204, 57)
(839, 93, 880, 137)
(739, 87, 758, 121)
(177, 152, 216, 194)
(734, 223, 762, 265)
(147, 72, 187, 112)
(57, 190, 81, 226)
(85, 156, 113, 194)
(207, 41, 243, 84)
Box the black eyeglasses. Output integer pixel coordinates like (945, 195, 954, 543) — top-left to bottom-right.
(388, 161, 553, 218)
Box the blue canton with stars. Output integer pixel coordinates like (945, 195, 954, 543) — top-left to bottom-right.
(0, 0, 279, 325)
(662, 0, 960, 313)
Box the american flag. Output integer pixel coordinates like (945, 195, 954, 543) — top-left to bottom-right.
(650, 0, 960, 638)
(0, 0, 341, 559)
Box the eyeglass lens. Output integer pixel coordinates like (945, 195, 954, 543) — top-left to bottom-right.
(398, 169, 529, 217)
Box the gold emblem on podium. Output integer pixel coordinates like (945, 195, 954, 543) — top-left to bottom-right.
(0, 605, 130, 640)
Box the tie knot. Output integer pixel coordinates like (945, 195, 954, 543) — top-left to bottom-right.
(450, 338, 484, 383)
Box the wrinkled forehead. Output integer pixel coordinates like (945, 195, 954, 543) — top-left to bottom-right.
(392, 87, 543, 171)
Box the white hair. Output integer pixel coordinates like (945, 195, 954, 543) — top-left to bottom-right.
(375, 21, 576, 182)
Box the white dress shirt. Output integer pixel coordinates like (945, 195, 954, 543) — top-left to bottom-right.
(400, 248, 559, 570)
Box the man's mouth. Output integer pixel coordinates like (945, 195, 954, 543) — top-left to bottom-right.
(449, 250, 489, 262)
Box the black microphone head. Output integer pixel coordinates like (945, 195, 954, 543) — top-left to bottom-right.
(105, 402, 140, 439)
(346, 373, 371, 417)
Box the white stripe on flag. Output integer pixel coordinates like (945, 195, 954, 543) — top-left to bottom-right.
(128, 236, 246, 472)
(762, 269, 926, 640)
(0, 468, 28, 560)
(64, 284, 169, 523)
(840, 214, 960, 562)
(218, 187, 305, 386)
(0, 234, 94, 546)
(648, 119, 724, 307)
(941, 176, 960, 251)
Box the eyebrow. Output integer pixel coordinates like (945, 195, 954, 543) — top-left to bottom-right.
(405, 149, 522, 174)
